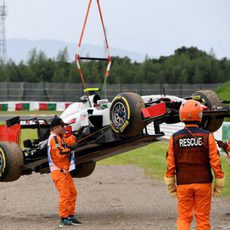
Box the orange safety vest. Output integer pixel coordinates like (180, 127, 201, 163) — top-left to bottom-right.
(47, 133, 76, 172)
(173, 127, 213, 185)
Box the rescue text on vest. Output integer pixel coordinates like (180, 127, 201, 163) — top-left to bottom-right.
(179, 137, 203, 148)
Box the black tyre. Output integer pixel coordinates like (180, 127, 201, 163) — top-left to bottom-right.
(0, 142, 24, 182)
(70, 161, 96, 178)
(192, 90, 224, 132)
(110, 92, 145, 138)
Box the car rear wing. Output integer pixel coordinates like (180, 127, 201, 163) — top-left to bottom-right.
(0, 123, 21, 144)
(20, 119, 51, 129)
(4, 116, 52, 129)
(3, 116, 52, 144)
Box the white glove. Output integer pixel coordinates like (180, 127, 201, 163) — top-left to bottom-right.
(213, 177, 225, 197)
(164, 176, 177, 197)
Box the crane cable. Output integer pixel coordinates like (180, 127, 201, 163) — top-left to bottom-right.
(75, 0, 112, 103)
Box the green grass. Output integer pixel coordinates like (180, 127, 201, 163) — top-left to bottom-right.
(220, 156, 230, 196)
(99, 141, 168, 179)
(20, 129, 37, 147)
(100, 141, 230, 196)
(216, 81, 230, 121)
(216, 81, 230, 101)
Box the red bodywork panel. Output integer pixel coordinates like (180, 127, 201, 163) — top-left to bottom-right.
(142, 103, 167, 119)
(0, 124, 21, 144)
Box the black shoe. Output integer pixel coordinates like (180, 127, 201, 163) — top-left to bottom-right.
(68, 215, 82, 225)
(59, 218, 72, 228)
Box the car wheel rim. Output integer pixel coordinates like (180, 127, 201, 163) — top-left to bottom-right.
(112, 102, 127, 127)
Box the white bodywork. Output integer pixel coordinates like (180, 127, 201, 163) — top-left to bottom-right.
(60, 95, 111, 132)
(60, 102, 90, 131)
(60, 94, 185, 132)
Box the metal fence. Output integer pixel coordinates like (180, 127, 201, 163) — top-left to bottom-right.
(0, 82, 220, 102)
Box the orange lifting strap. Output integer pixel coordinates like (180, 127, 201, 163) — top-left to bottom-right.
(75, 0, 112, 92)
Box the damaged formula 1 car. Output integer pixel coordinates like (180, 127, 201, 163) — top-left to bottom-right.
(0, 89, 229, 182)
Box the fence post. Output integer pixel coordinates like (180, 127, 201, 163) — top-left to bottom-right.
(62, 83, 65, 101)
(21, 82, 24, 101)
(180, 84, 183, 98)
(140, 82, 142, 95)
(160, 84, 162, 95)
(44, 82, 49, 101)
(6, 82, 8, 101)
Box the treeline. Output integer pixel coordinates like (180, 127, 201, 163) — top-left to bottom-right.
(0, 46, 230, 84)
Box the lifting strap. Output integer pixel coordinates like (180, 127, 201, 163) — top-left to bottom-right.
(75, 0, 112, 100)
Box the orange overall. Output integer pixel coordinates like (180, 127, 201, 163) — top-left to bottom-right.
(166, 125, 224, 230)
(48, 133, 77, 218)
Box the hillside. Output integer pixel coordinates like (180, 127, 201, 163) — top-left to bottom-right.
(7, 39, 146, 63)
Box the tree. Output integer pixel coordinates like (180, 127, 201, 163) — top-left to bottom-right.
(0, 46, 230, 84)
(53, 68, 65, 82)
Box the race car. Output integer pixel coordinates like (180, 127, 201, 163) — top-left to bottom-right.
(0, 89, 229, 182)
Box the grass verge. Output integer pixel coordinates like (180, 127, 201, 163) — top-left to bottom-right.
(99, 141, 168, 179)
(216, 81, 230, 101)
(100, 141, 230, 196)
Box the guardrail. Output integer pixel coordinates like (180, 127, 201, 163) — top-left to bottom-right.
(147, 122, 229, 141)
(0, 101, 72, 112)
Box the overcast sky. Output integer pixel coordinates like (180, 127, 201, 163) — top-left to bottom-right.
(6, 0, 230, 58)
